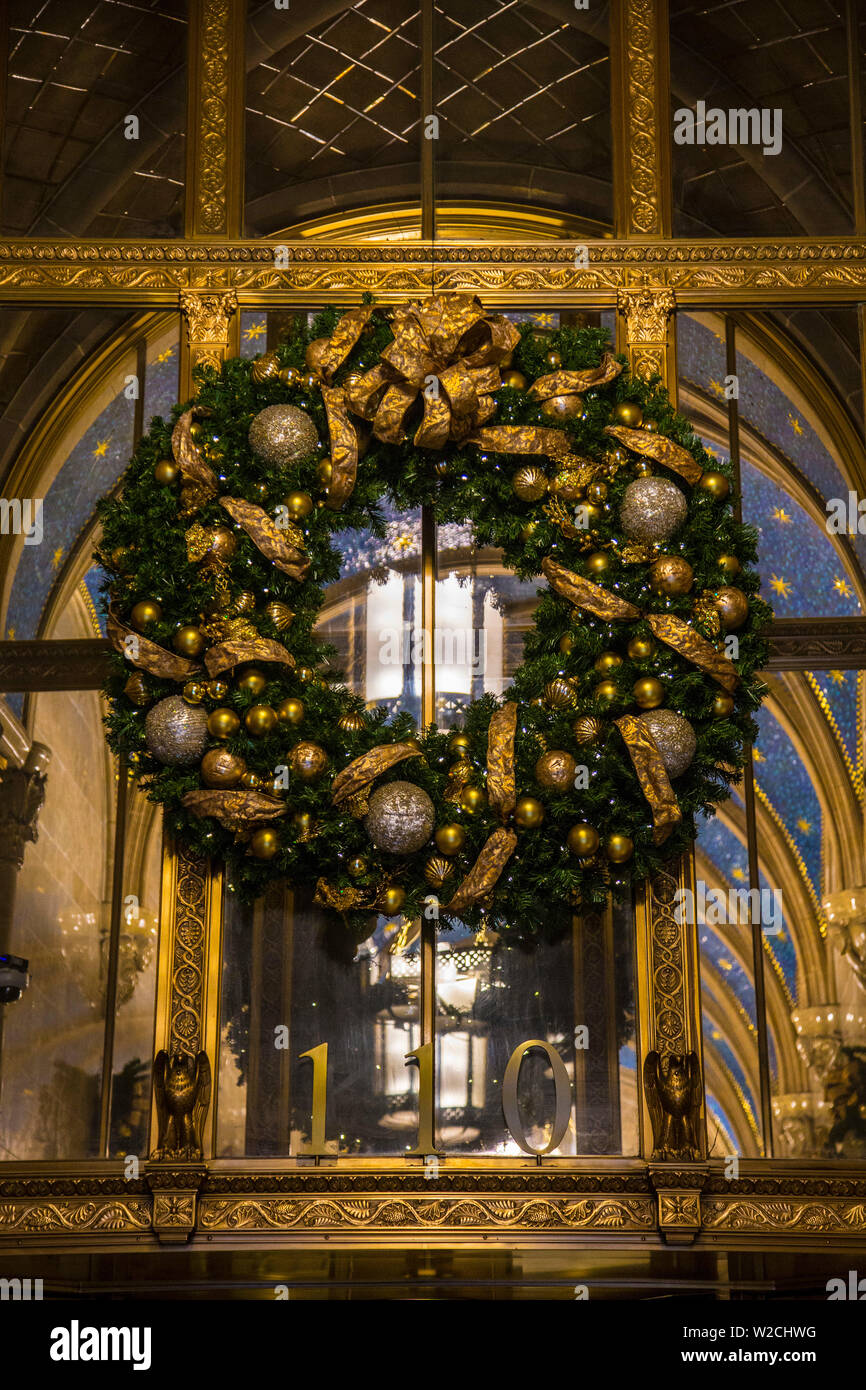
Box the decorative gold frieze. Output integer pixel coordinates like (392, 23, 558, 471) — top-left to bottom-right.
(0, 1199, 151, 1233)
(702, 1198, 866, 1233)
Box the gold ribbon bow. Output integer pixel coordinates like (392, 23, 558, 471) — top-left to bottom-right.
(318, 294, 519, 508)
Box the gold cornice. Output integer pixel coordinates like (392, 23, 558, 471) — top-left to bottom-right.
(0, 240, 864, 303)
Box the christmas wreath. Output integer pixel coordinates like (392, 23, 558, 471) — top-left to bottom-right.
(98, 293, 769, 938)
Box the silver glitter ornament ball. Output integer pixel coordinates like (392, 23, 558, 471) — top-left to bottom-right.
(620, 476, 687, 544)
(364, 780, 436, 855)
(640, 709, 697, 779)
(145, 695, 209, 766)
(248, 404, 318, 467)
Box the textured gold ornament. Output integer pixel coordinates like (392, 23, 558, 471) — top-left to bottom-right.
(512, 465, 548, 501)
(250, 827, 279, 858)
(249, 405, 318, 466)
(275, 697, 303, 727)
(549, 466, 585, 500)
(207, 707, 240, 739)
(201, 747, 246, 787)
(131, 599, 162, 630)
(123, 671, 151, 706)
(381, 885, 406, 915)
(266, 601, 294, 631)
(305, 337, 331, 375)
(650, 556, 694, 596)
(573, 715, 603, 745)
(541, 394, 582, 421)
(173, 625, 206, 657)
(620, 476, 687, 544)
(514, 795, 545, 828)
(639, 709, 697, 778)
(633, 676, 665, 709)
(236, 668, 267, 697)
(337, 711, 366, 733)
(435, 824, 466, 855)
(713, 692, 735, 717)
(364, 780, 435, 854)
(145, 696, 208, 766)
(535, 749, 576, 791)
(692, 589, 722, 637)
(251, 351, 280, 384)
(424, 855, 455, 891)
(544, 677, 576, 709)
(567, 823, 599, 857)
(613, 401, 643, 428)
(594, 651, 623, 673)
(627, 635, 656, 661)
(698, 471, 731, 501)
(245, 704, 278, 737)
(714, 586, 749, 630)
(232, 591, 256, 615)
(606, 834, 634, 863)
(154, 459, 179, 485)
(289, 742, 329, 782)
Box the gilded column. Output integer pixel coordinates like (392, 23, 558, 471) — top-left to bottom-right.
(610, 0, 673, 240)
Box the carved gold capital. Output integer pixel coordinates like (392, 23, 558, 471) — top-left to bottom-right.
(617, 287, 676, 383)
(180, 289, 237, 380)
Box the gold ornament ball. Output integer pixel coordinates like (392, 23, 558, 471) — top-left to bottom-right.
(266, 600, 294, 631)
(435, 824, 465, 856)
(713, 692, 735, 718)
(698, 471, 731, 501)
(594, 651, 623, 673)
(240, 771, 262, 789)
(606, 834, 634, 864)
(300, 371, 319, 392)
(643, 419, 658, 433)
(337, 711, 366, 733)
(633, 676, 665, 709)
(587, 480, 608, 504)
(296, 666, 315, 684)
(200, 747, 245, 787)
(501, 369, 527, 390)
(250, 828, 280, 859)
(448, 758, 473, 788)
(650, 555, 694, 596)
(189, 422, 203, 442)
(207, 679, 229, 700)
(544, 349, 563, 369)
(284, 490, 314, 519)
(573, 715, 603, 745)
(535, 749, 577, 791)
(317, 459, 333, 488)
(424, 856, 455, 891)
(558, 633, 574, 655)
(245, 704, 278, 737)
(173, 625, 206, 657)
(585, 551, 610, 576)
(249, 405, 318, 467)
(519, 521, 538, 542)
(627, 635, 655, 661)
(123, 671, 150, 706)
(459, 785, 485, 815)
(154, 459, 179, 485)
(208, 707, 240, 739)
(236, 667, 267, 697)
(639, 710, 696, 778)
(289, 741, 329, 782)
(382, 885, 406, 915)
(232, 591, 256, 615)
(347, 857, 368, 879)
(620, 476, 687, 545)
(512, 465, 548, 502)
(613, 401, 643, 428)
(277, 697, 305, 726)
(544, 677, 576, 710)
(449, 732, 471, 755)
(582, 503, 604, 526)
(717, 553, 741, 578)
(292, 810, 315, 836)
(279, 366, 299, 388)
(182, 680, 206, 705)
(541, 394, 582, 422)
(633, 460, 654, 478)
(364, 780, 436, 853)
(567, 823, 599, 858)
(131, 599, 162, 630)
(514, 796, 545, 829)
(714, 586, 749, 630)
(251, 351, 280, 384)
(595, 679, 619, 704)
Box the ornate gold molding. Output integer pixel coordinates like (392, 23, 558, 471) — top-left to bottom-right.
(702, 1197, 866, 1233)
(0, 241, 864, 303)
(618, 287, 676, 383)
(612, 0, 671, 238)
(0, 1199, 151, 1233)
(180, 289, 238, 379)
(185, 0, 245, 238)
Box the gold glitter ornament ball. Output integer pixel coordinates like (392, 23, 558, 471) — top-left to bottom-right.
(364, 780, 436, 855)
(620, 476, 687, 544)
(145, 696, 208, 766)
(639, 709, 697, 778)
(248, 404, 318, 467)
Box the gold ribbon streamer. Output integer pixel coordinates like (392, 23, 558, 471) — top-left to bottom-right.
(220, 497, 310, 580)
(541, 557, 641, 621)
(317, 305, 374, 383)
(486, 702, 518, 819)
(204, 637, 295, 678)
(181, 789, 287, 836)
(615, 715, 682, 846)
(171, 408, 218, 499)
(107, 607, 202, 681)
(468, 425, 573, 463)
(646, 614, 739, 692)
(321, 385, 359, 511)
(603, 426, 704, 485)
(528, 352, 623, 402)
(331, 741, 423, 807)
(443, 827, 518, 915)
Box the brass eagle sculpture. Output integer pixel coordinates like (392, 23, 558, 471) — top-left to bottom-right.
(151, 1049, 211, 1161)
(643, 1050, 702, 1161)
